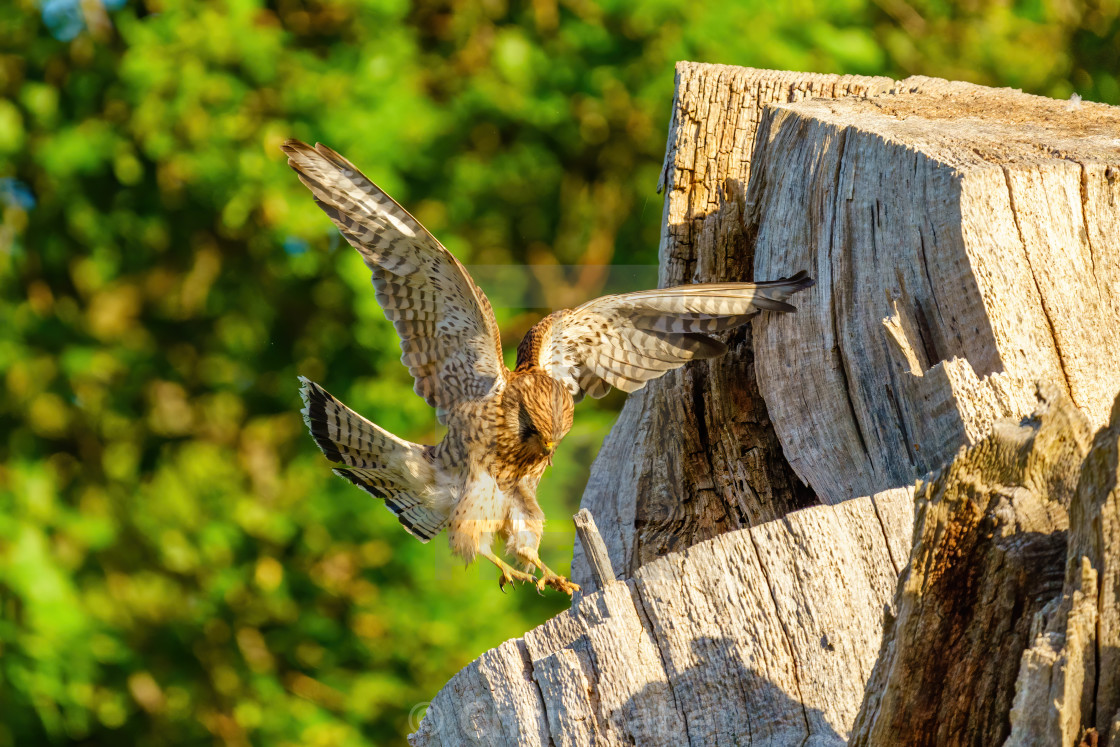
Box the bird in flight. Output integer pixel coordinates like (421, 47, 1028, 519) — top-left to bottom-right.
(282, 140, 814, 594)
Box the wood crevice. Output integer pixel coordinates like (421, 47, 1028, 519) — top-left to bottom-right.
(1000, 162, 1075, 404)
(744, 526, 815, 737)
(627, 578, 694, 745)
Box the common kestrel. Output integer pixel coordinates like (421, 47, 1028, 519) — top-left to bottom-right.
(283, 139, 813, 594)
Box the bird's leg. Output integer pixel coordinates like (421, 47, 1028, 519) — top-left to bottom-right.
(479, 549, 538, 592)
(519, 549, 580, 595)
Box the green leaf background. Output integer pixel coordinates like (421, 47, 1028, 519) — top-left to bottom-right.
(1, 0, 1116, 743)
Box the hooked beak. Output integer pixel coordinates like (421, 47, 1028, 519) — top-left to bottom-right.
(542, 439, 556, 455)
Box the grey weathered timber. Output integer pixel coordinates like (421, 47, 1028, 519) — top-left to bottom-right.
(572, 508, 616, 592)
(410, 388, 1120, 746)
(574, 63, 896, 588)
(852, 388, 1120, 747)
(409, 487, 913, 746)
(851, 386, 1094, 745)
(752, 77, 1120, 506)
(1005, 392, 1120, 745)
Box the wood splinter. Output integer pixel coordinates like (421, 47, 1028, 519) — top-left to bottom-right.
(573, 508, 617, 592)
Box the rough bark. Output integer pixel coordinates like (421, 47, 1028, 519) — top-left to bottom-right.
(1004, 392, 1120, 745)
(411, 392, 1120, 747)
(572, 508, 616, 593)
(850, 385, 1093, 745)
(852, 388, 1120, 747)
(409, 487, 913, 746)
(573, 63, 896, 588)
(752, 76, 1120, 506)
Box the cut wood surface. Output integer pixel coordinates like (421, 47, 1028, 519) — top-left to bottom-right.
(409, 487, 913, 746)
(752, 75, 1120, 506)
(573, 63, 895, 588)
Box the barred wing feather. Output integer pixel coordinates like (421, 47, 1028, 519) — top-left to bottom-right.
(521, 272, 814, 398)
(299, 377, 449, 542)
(282, 139, 506, 422)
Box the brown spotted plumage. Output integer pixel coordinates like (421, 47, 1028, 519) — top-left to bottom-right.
(284, 139, 814, 594)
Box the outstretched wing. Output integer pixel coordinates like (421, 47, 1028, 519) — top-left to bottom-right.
(517, 272, 814, 399)
(283, 140, 506, 421)
(299, 377, 449, 542)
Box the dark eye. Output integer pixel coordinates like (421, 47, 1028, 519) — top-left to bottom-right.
(518, 404, 537, 441)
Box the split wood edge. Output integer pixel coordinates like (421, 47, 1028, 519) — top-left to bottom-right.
(573, 508, 616, 592)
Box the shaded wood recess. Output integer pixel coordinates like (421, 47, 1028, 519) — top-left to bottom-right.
(410, 63, 1120, 746)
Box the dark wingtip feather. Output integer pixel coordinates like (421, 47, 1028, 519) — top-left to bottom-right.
(641, 328, 728, 359)
(753, 270, 815, 313)
(313, 142, 351, 168)
(332, 467, 386, 498)
(778, 270, 815, 291)
(333, 468, 440, 542)
(281, 138, 317, 164)
(751, 297, 799, 313)
(281, 139, 323, 184)
(682, 333, 728, 359)
(298, 377, 345, 464)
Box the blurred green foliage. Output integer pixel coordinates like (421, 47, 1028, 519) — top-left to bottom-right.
(0, 0, 1116, 743)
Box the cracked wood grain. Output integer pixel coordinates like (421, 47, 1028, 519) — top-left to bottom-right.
(410, 389, 1120, 747)
(752, 77, 1120, 505)
(574, 62, 894, 588)
(853, 389, 1120, 747)
(1006, 391, 1120, 744)
(410, 66, 1120, 747)
(572, 508, 615, 592)
(409, 488, 914, 747)
(851, 385, 1093, 745)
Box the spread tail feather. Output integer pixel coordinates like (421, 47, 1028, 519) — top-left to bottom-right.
(299, 376, 413, 469)
(299, 377, 448, 542)
(332, 467, 447, 542)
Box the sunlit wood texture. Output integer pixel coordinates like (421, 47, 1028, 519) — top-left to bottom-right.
(573, 63, 896, 586)
(852, 385, 1096, 745)
(852, 386, 1120, 746)
(411, 66, 1120, 746)
(409, 390, 1120, 746)
(409, 487, 913, 746)
(752, 76, 1120, 506)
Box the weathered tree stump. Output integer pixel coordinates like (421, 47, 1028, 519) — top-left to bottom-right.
(410, 63, 1120, 746)
(576, 63, 1120, 589)
(573, 64, 896, 585)
(851, 385, 1120, 746)
(409, 487, 912, 746)
(752, 75, 1120, 508)
(1003, 392, 1120, 745)
(851, 385, 1094, 744)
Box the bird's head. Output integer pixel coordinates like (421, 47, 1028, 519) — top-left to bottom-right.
(507, 373, 574, 458)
